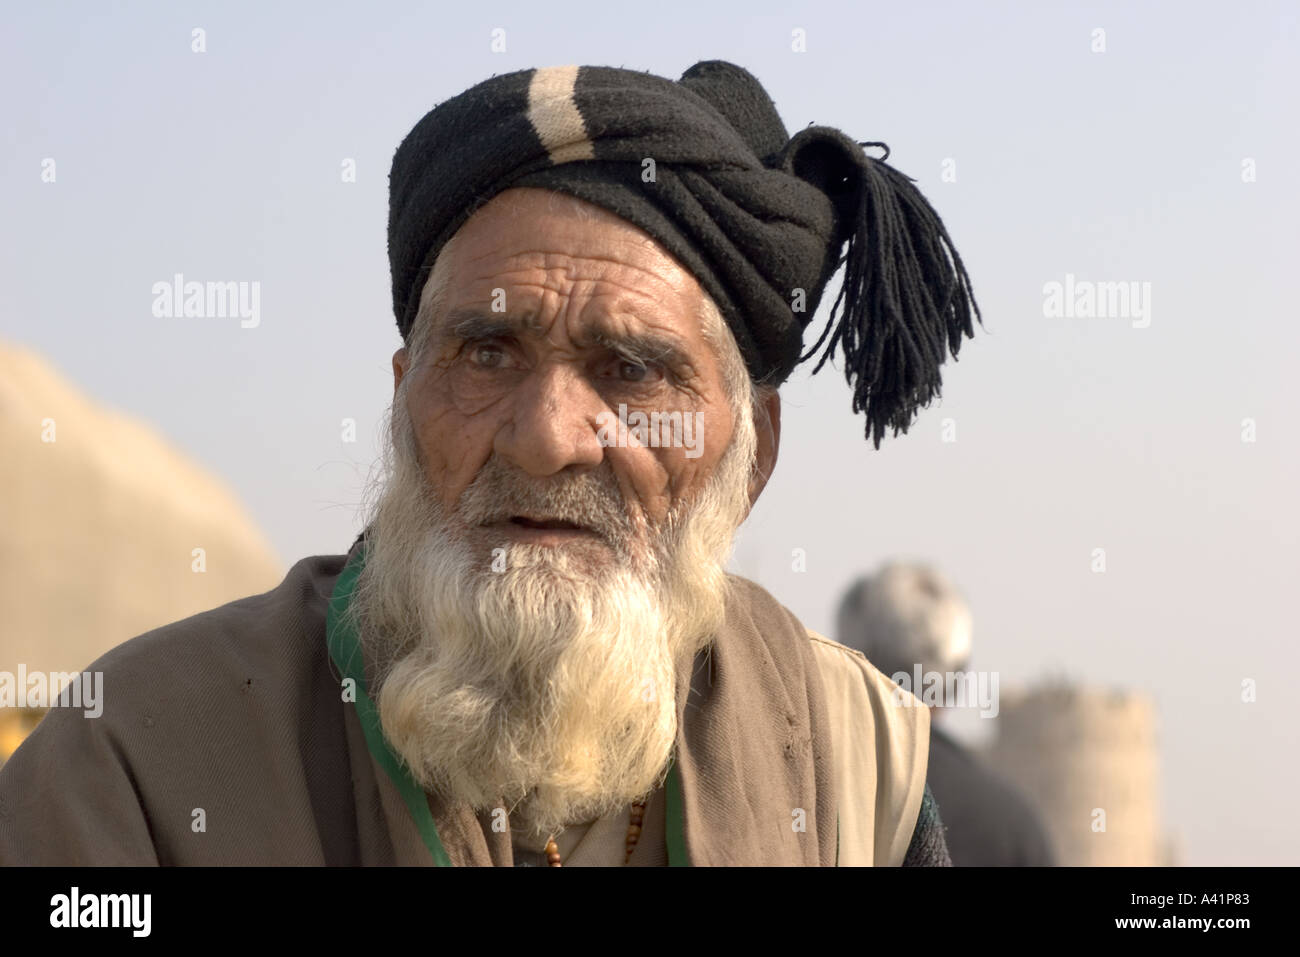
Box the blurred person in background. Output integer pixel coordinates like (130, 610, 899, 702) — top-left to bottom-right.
(837, 562, 1056, 866)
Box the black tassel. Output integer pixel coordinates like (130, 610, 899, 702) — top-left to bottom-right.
(800, 141, 982, 448)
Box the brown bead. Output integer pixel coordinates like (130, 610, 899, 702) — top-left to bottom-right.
(624, 802, 647, 864)
(537, 809, 653, 867)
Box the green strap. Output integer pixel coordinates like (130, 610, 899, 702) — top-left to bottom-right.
(664, 750, 688, 867)
(325, 544, 689, 867)
(326, 546, 452, 866)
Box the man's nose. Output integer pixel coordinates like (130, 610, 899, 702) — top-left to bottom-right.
(493, 363, 606, 477)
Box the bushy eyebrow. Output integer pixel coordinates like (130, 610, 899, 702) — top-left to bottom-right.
(444, 309, 542, 342)
(589, 329, 691, 371)
(441, 308, 694, 372)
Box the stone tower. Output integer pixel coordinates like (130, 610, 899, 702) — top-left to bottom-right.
(984, 683, 1165, 866)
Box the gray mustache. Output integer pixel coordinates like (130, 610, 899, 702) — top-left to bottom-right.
(455, 458, 638, 543)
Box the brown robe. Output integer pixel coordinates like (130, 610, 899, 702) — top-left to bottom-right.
(0, 537, 919, 865)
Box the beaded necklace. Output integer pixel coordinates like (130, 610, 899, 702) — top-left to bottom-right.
(542, 800, 647, 866)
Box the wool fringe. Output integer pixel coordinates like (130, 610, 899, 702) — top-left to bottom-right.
(800, 143, 983, 448)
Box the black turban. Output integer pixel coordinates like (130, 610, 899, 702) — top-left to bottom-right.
(388, 61, 981, 447)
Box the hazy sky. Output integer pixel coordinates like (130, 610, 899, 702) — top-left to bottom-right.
(3, 0, 1296, 865)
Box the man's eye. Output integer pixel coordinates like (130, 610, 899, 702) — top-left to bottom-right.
(612, 359, 662, 383)
(470, 344, 508, 368)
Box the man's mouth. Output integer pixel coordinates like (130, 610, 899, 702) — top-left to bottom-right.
(507, 516, 586, 532)
(479, 515, 606, 545)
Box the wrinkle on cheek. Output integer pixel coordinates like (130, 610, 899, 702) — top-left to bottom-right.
(405, 372, 459, 430)
(601, 450, 656, 523)
(665, 458, 703, 505)
(452, 389, 514, 419)
(605, 396, 731, 519)
(405, 367, 500, 505)
(609, 448, 684, 524)
(420, 361, 513, 419)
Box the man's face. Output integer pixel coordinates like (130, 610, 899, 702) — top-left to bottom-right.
(364, 187, 778, 836)
(393, 187, 739, 572)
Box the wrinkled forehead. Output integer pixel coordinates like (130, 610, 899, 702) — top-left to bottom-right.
(420, 188, 711, 346)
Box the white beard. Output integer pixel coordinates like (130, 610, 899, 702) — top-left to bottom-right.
(347, 395, 756, 843)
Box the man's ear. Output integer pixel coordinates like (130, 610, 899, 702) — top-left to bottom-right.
(746, 387, 781, 511)
(392, 347, 409, 394)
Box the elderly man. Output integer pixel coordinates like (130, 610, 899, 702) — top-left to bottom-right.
(0, 61, 980, 865)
